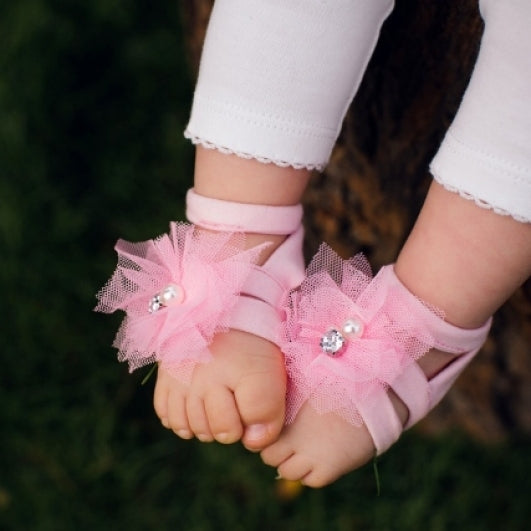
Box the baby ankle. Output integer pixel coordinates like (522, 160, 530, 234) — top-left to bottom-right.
(417, 348, 460, 380)
(388, 389, 410, 427)
(243, 233, 286, 264)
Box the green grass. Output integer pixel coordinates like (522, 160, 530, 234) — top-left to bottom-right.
(1, 1, 530, 529)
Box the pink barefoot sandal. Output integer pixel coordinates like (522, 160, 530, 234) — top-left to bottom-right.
(281, 244, 492, 455)
(95, 189, 306, 381)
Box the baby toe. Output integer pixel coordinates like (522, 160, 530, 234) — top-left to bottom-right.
(262, 433, 333, 488)
(186, 395, 214, 442)
(236, 363, 286, 451)
(276, 454, 313, 485)
(204, 386, 243, 444)
(238, 376, 286, 451)
(153, 391, 169, 429)
(300, 468, 337, 489)
(260, 440, 294, 468)
(165, 389, 193, 439)
(153, 367, 185, 431)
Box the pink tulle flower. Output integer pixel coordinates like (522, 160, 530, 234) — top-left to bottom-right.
(95, 223, 265, 381)
(281, 244, 441, 426)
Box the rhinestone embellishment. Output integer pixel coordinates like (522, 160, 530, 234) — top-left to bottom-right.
(320, 316, 365, 357)
(148, 284, 185, 313)
(320, 329, 346, 356)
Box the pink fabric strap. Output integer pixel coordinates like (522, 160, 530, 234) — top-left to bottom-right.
(356, 388, 403, 454)
(186, 187, 306, 345)
(391, 363, 430, 430)
(236, 227, 307, 307)
(228, 226, 306, 344)
(186, 188, 303, 235)
(229, 298, 281, 345)
(361, 266, 491, 453)
(382, 267, 492, 354)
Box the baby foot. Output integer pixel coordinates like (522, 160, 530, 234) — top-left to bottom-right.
(153, 328, 287, 450)
(95, 190, 306, 451)
(260, 389, 407, 487)
(260, 244, 491, 487)
(151, 223, 305, 451)
(260, 345, 475, 487)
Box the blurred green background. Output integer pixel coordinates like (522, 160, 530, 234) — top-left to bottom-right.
(1, 1, 530, 529)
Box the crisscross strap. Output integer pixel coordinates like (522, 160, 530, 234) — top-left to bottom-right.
(186, 188, 306, 345)
(186, 188, 303, 235)
(229, 226, 306, 344)
(359, 266, 491, 454)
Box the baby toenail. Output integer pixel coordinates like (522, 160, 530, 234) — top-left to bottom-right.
(215, 432, 231, 442)
(246, 424, 267, 441)
(196, 433, 212, 442)
(177, 429, 192, 439)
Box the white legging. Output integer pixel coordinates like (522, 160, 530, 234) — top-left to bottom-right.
(185, 0, 531, 222)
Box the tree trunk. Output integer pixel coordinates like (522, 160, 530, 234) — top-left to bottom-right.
(180, 0, 531, 442)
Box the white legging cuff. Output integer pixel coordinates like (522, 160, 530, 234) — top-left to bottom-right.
(185, 0, 394, 170)
(431, 0, 531, 223)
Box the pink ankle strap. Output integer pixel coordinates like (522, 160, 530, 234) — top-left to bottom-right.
(383, 267, 492, 354)
(186, 188, 306, 345)
(186, 188, 303, 235)
(360, 267, 491, 453)
(382, 265, 491, 423)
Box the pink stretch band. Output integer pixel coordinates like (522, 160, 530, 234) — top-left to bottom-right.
(356, 389, 403, 453)
(186, 187, 307, 345)
(384, 266, 492, 354)
(186, 188, 303, 235)
(359, 268, 491, 453)
(229, 298, 281, 345)
(228, 226, 306, 344)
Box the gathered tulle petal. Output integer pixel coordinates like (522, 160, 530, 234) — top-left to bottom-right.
(282, 243, 441, 426)
(95, 222, 266, 381)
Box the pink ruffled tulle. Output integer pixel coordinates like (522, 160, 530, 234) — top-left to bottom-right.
(281, 244, 443, 426)
(95, 223, 265, 381)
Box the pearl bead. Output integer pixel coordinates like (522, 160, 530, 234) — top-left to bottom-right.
(342, 317, 364, 338)
(148, 284, 185, 313)
(160, 284, 185, 306)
